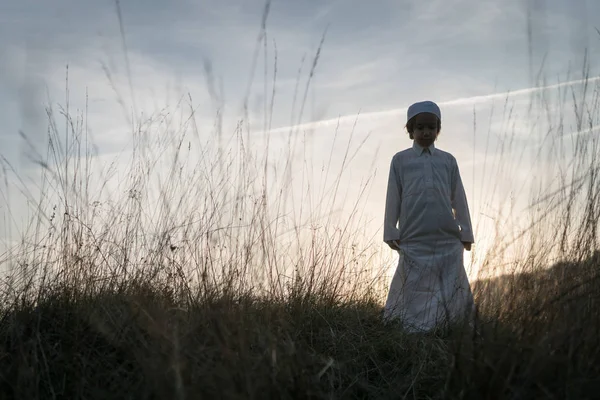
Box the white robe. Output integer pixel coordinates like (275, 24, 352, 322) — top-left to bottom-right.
(383, 142, 474, 332)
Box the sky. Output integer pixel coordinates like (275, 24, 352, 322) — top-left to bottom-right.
(1, 0, 599, 278)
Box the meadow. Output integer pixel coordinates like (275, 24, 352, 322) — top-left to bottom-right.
(1, 16, 600, 399)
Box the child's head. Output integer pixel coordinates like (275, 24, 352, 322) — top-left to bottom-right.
(405, 101, 441, 147)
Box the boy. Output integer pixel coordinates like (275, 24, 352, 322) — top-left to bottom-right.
(383, 100, 474, 333)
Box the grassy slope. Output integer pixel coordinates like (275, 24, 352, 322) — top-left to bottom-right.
(0, 252, 598, 399)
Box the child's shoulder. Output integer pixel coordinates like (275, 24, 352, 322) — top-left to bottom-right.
(434, 147, 457, 162)
(390, 147, 457, 162)
(392, 148, 414, 158)
(389, 148, 414, 165)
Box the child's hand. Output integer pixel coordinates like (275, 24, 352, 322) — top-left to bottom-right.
(462, 242, 472, 251)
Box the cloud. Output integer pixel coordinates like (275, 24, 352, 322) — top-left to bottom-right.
(3, 0, 598, 142)
(1, 0, 599, 260)
(266, 75, 600, 134)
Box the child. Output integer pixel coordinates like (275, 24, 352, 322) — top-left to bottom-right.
(383, 100, 475, 333)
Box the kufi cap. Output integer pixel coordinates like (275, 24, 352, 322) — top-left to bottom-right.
(407, 101, 441, 122)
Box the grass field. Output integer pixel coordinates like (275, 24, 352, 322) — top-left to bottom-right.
(1, 11, 600, 398)
(0, 252, 598, 399)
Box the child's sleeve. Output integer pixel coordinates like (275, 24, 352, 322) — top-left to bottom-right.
(451, 157, 475, 243)
(383, 155, 402, 248)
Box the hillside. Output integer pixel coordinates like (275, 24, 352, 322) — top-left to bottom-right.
(0, 252, 598, 399)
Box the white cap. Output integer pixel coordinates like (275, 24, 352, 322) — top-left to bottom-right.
(407, 101, 441, 122)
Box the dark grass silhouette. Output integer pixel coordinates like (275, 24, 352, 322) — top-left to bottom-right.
(0, 252, 599, 399)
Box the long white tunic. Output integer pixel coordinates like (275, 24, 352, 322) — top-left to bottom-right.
(383, 142, 475, 332)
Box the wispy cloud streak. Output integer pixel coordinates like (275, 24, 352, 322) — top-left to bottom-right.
(268, 76, 600, 134)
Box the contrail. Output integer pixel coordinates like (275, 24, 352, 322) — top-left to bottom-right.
(268, 75, 600, 134)
(566, 124, 600, 139)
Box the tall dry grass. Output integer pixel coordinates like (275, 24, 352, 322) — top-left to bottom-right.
(0, 3, 599, 398)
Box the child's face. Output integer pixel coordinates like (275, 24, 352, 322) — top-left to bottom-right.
(412, 113, 439, 148)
